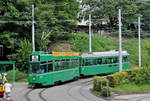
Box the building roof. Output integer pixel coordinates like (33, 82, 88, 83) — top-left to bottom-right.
(81, 50, 129, 58)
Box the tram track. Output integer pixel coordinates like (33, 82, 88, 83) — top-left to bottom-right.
(79, 81, 96, 101)
(67, 86, 82, 101)
(24, 87, 48, 101)
(25, 89, 34, 101)
(66, 78, 94, 101)
(39, 88, 47, 101)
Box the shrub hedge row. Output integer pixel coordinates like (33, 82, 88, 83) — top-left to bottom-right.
(106, 67, 150, 87)
(93, 76, 111, 97)
(93, 67, 150, 94)
(106, 71, 128, 87)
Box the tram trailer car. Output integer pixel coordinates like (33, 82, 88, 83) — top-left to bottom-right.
(28, 51, 129, 86)
(80, 51, 129, 76)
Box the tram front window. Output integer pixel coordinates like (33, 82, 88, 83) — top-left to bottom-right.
(30, 63, 39, 74)
(30, 63, 46, 74)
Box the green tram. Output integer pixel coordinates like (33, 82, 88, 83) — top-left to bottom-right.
(28, 51, 129, 86)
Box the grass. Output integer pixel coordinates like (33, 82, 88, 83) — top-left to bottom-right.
(111, 83, 150, 92)
(6, 69, 28, 83)
(50, 33, 150, 67)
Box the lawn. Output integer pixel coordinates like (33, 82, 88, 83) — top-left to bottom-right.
(111, 83, 150, 92)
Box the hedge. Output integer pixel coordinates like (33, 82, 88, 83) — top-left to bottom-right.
(106, 67, 150, 87)
(93, 76, 111, 97)
(107, 71, 128, 87)
(93, 66, 150, 93)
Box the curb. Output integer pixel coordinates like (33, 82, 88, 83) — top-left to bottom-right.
(90, 89, 150, 101)
(112, 90, 150, 95)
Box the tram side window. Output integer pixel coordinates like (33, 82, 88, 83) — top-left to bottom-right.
(123, 56, 128, 62)
(48, 60, 53, 72)
(81, 59, 85, 66)
(64, 59, 70, 69)
(85, 59, 93, 66)
(71, 59, 78, 68)
(102, 58, 108, 64)
(92, 59, 97, 65)
(108, 58, 113, 64)
(55, 60, 62, 71)
(37, 61, 47, 74)
(97, 58, 102, 65)
(55, 59, 75, 71)
(113, 58, 118, 63)
(85, 59, 88, 66)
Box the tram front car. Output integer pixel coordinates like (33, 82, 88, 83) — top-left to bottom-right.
(28, 51, 53, 87)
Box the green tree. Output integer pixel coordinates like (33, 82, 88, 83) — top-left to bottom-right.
(82, 0, 139, 29)
(8, 39, 32, 71)
(0, 0, 80, 69)
(137, 0, 150, 35)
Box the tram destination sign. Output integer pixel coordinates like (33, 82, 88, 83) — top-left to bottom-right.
(31, 55, 40, 61)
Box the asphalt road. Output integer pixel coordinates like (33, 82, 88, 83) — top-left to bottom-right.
(12, 78, 105, 101)
(11, 78, 150, 101)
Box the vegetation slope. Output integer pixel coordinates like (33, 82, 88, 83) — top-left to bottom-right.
(51, 33, 150, 67)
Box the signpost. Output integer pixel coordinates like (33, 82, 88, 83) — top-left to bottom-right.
(0, 45, 3, 57)
(119, 9, 122, 72)
(138, 16, 141, 67)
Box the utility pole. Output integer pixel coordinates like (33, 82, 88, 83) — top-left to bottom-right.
(89, 14, 92, 53)
(32, 5, 35, 52)
(119, 9, 122, 72)
(138, 16, 141, 67)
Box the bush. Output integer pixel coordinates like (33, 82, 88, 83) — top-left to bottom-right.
(93, 76, 109, 91)
(107, 71, 128, 87)
(127, 67, 150, 84)
(93, 76, 111, 97)
(6, 69, 28, 83)
(106, 67, 150, 87)
(101, 87, 111, 97)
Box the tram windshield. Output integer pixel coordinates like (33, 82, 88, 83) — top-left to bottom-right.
(30, 62, 40, 74)
(30, 62, 46, 74)
(30, 61, 53, 74)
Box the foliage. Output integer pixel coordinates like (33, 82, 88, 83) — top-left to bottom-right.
(82, 0, 140, 29)
(107, 72, 128, 87)
(106, 67, 150, 87)
(93, 67, 150, 93)
(7, 69, 28, 82)
(137, 1, 150, 34)
(8, 39, 32, 71)
(93, 76, 111, 97)
(0, 0, 80, 70)
(62, 33, 150, 67)
(0, 0, 79, 36)
(67, 33, 118, 53)
(101, 87, 111, 97)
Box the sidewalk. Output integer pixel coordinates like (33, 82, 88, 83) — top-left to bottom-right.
(112, 94, 150, 101)
(0, 98, 12, 101)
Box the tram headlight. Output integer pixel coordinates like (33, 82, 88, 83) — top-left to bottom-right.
(33, 77, 36, 81)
